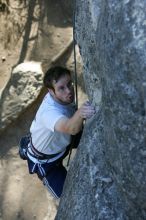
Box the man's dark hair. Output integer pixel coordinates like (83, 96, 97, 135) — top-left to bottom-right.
(43, 66, 71, 90)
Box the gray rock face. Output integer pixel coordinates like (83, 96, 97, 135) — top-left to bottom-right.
(56, 1, 146, 220)
(0, 62, 43, 132)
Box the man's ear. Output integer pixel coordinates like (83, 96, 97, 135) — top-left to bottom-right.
(48, 88, 55, 96)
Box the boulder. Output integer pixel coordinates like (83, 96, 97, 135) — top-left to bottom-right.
(0, 62, 43, 132)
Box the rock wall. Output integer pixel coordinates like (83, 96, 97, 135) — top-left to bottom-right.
(56, 1, 146, 219)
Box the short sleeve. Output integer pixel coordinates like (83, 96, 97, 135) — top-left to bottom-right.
(42, 110, 68, 132)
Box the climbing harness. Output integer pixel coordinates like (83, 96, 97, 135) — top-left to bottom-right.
(19, 133, 62, 161)
(19, 133, 30, 160)
(67, 0, 78, 166)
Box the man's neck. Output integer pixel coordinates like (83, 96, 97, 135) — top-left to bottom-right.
(49, 92, 69, 106)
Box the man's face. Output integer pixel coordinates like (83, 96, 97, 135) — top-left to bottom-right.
(50, 74, 74, 105)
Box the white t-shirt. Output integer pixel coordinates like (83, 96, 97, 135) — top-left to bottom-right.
(30, 92, 75, 156)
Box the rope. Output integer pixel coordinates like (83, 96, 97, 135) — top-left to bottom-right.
(67, 0, 78, 167)
(73, 18, 78, 108)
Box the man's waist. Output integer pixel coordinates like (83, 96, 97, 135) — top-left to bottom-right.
(29, 139, 64, 160)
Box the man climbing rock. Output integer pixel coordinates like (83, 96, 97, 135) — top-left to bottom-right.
(23, 66, 95, 198)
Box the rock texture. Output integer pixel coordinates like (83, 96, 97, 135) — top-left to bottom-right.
(56, 1, 146, 220)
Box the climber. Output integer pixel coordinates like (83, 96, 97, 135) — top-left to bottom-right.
(21, 66, 95, 199)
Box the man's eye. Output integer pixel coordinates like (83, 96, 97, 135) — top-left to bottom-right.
(59, 86, 65, 91)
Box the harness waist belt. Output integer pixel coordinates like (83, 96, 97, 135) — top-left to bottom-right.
(30, 138, 61, 160)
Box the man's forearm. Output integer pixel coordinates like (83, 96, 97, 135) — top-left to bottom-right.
(65, 110, 84, 135)
(54, 101, 95, 135)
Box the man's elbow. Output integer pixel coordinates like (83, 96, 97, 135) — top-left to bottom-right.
(70, 130, 77, 135)
(70, 127, 81, 135)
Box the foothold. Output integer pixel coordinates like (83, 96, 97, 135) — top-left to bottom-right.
(140, 150, 146, 157)
(1, 56, 6, 62)
(99, 176, 113, 183)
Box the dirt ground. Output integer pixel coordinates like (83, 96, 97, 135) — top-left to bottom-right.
(0, 1, 84, 220)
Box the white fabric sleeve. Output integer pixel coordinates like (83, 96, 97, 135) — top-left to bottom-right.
(42, 110, 68, 132)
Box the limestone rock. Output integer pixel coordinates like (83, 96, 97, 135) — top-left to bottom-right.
(0, 62, 43, 132)
(56, 1, 146, 220)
